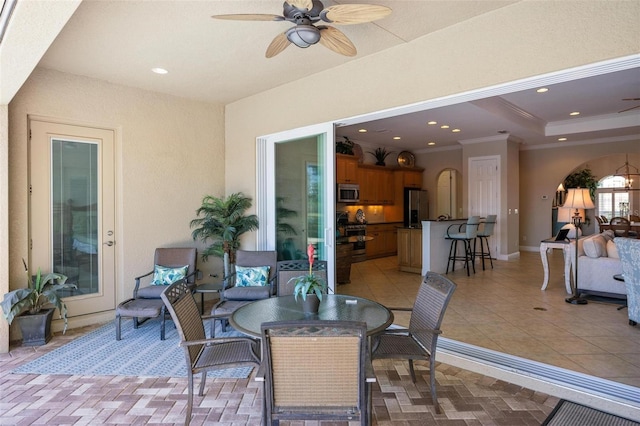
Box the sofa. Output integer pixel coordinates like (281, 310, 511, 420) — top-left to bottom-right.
(569, 230, 625, 299)
(615, 238, 640, 326)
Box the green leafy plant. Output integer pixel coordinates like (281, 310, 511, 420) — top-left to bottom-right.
(290, 245, 327, 301)
(564, 168, 598, 199)
(190, 192, 259, 265)
(336, 137, 355, 155)
(367, 147, 393, 165)
(0, 259, 75, 333)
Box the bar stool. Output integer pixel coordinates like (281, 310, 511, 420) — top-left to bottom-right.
(474, 215, 497, 270)
(445, 216, 480, 276)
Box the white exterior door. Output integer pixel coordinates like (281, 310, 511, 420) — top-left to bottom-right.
(29, 119, 116, 317)
(468, 156, 500, 257)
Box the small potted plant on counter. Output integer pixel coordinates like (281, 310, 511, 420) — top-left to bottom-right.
(290, 245, 327, 314)
(1, 259, 76, 346)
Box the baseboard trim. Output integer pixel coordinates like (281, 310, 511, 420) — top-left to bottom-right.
(437, 337, 640, 421)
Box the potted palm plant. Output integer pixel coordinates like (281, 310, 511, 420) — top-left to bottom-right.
(190, 192, 259, 276)
(367, 147, 393, 166)
(290, 245, 327, 314)
(1, 259, 76, 346)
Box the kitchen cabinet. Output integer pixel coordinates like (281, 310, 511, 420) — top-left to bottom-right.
(357, 166, 394, 205)
(336, 154, 359, 184)
(397, 228, 422, 273)
(366, 223, 399, 259)
(398, 169, 423, 189)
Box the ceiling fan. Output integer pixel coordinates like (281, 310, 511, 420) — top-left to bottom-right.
(619, 97, 640, 113)
(212, 0, 391, 58)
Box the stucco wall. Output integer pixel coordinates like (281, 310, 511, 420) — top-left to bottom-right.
(8, 68, 225, 335)
(225, 1, 640, 249)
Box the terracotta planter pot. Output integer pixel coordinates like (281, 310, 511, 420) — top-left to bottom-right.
(301, 294, 320, 314)
(16, 308, 55, 346)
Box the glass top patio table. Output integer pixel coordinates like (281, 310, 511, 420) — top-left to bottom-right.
(229, 294, 394, 337)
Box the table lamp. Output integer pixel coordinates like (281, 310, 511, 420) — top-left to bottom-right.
(564, 188, 595, 305)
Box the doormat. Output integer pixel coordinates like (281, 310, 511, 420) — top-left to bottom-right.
(12, 318, 253, 379)
(542, 400, 640, 426)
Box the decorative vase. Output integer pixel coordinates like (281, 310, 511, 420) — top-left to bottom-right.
(302, 294, 321, 314)
(376, 161, 385, 166)
(15, 308, 55, 346)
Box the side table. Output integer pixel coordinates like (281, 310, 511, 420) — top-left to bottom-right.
(540, 239, 572, 294)
(194, 282, 223, 314)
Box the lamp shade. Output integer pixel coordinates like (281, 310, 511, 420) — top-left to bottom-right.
(563, 188, 595, 210)
(558, 207, 584, 223)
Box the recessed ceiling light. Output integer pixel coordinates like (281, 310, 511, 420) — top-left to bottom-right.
(393, 136, 401, 140)
(440, 125, 449, 129)
(570, 111, 580, 116)
(427, 121, 437, 125)
(358, 129, 367, 133)
(452, 129, 461, 133)
(151, 67, 169, 74)
(427, 141, 436, 146)
(558, 137, 567, 141)
(537, 88, 548, 93)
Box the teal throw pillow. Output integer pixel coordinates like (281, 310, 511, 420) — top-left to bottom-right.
(236, 265, 270, 287)
(151, 264, 189, 286)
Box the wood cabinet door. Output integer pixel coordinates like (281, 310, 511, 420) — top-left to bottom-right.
(397, 229, 411, 266)
(336, 155, 358, 183)
(409, 229, 422, 268)
(403, 170, 423, 189)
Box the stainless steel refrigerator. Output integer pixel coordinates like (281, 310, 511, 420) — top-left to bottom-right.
(404, 189, 429, 228)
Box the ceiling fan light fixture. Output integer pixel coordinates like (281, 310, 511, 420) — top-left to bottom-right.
(286, 25, 321, 47)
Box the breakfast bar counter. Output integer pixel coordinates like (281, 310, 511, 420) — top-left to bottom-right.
(421, 219, 468, 275)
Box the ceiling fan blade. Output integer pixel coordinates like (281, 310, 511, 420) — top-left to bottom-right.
(266, 32, 291, 58)
(286, 0, 314, 11)
(622, 98, 640, 101)
(321, 4, 392, 25)
(618, 104, 640, 113)
(212, 14, 284, 22)
(319, 26, 356, 56)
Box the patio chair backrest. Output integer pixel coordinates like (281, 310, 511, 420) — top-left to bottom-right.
(155, 247, 198, 284)
(409, 272, 457, 355)
(276, 260, 328, 296)
(260, 320, 368, 422)
(161, 280, 205, 366)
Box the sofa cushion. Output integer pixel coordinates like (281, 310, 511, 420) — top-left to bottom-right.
(607, 239, 619, 259)
(583, 235, 607, 258)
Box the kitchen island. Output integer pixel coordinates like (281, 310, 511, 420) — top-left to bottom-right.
(421, 219, 468, 275)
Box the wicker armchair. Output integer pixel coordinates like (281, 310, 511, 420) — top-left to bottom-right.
(275, 259, 328, 296)
(371, 271, 457, 414)
(160, 280, 260, 426)
(257, 320, 373, 425)
(615, 238, 640, 326)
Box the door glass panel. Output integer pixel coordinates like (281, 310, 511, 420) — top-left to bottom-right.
(275, 136, 327, 262)
(51, 139, 99, 296)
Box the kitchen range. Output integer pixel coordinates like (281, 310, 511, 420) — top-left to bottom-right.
(338, 209, 368, 263)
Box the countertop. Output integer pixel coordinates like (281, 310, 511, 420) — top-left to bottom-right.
(337, 236, 374, 245)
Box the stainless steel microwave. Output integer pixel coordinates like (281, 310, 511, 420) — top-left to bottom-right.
(337, 183, 360, 203)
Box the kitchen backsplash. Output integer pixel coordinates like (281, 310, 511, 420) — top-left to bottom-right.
(342, 205, 386, 223)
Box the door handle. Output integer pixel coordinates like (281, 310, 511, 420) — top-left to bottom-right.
(104, 241, 115, 247)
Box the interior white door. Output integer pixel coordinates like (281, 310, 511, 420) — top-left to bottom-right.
(468, 156, 499, 256)
(29, 119, 116, 317)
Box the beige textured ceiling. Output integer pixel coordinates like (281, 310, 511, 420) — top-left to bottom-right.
(37, 0, 517, 104)
(7, 0, 640, 151)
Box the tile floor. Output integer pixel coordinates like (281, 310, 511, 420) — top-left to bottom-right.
(342, 251, 640, 388)
(0, 250, 637, 425)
